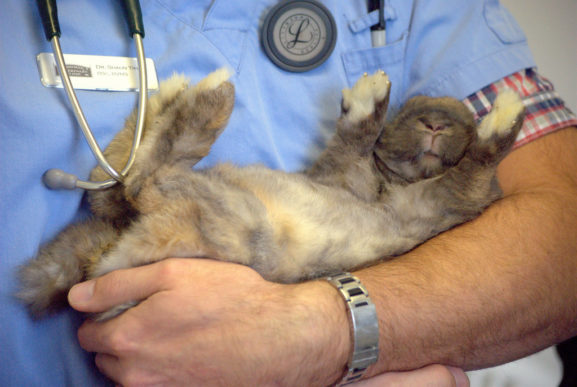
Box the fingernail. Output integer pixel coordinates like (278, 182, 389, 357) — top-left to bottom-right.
(447, 366, 470, 387)
(68, 280, 95, 307)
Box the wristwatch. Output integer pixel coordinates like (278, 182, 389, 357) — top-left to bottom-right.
(325, 273, 380, 386)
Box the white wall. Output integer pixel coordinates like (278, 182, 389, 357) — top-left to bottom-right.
(501, 0, 577, 113)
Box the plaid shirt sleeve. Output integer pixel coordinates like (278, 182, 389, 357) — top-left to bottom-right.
(462, 68, 577, 149)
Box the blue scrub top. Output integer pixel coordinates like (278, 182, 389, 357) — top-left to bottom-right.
(0, 0, 533, 385)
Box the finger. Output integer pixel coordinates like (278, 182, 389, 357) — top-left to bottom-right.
(76, 313, 131, 353)
(94, 353, 123, 384)
(96, 352, 160, 387)
(68, 261, 171, 313)
(353, 364, 467, 387)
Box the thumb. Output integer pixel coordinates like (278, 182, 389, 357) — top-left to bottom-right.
(447, 366, 470, 387)
(68, 263, 165, 313)
(353, 365, 469, 387)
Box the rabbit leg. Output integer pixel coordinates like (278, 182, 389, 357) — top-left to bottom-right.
(306, 71, 390, 200)
(17, 218, 119, 318)
(123, 68, 235, 203)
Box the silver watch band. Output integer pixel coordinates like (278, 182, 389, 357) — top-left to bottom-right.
(326, 272, 380, 386)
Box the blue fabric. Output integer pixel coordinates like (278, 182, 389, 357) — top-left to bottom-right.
(0, 0, 534, 385)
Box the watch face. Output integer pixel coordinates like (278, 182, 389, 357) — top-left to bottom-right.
(261, 0, 337, 72)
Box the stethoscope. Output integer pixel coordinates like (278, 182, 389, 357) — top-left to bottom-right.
(261, 0, 385, 71)
(37, 0, 385, 191)
(37, 0, 148, 191)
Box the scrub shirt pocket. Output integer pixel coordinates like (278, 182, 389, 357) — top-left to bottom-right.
(341, 32, 407, 110)
(483, 0, 526, 44)
(202, 1, 265, 72)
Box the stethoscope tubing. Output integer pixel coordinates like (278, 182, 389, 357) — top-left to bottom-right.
(37, 0, 147, 191)
(43, 33, 148, 190)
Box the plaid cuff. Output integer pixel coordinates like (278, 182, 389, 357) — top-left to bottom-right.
(462, 68, 577, 148)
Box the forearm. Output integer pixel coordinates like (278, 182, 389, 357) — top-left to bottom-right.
(353, 128, 577, 374)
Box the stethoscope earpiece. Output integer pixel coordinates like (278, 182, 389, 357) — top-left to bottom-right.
(43, 168, 118, 191)
(43, 168, 78, 190)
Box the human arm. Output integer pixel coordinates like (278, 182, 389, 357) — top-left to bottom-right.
(357, 126, 577, 375)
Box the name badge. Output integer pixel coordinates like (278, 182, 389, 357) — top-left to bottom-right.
(36, 53, 159, 92)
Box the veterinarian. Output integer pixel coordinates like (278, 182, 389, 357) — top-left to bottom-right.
(1, 1, 576, 386)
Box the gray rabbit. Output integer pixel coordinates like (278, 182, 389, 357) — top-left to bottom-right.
(18, 69, 525, 320)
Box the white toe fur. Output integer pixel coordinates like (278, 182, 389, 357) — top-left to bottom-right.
(477, 90, 524, 140)
(195, 67, 233, 92)
(148, 73, 190, 116)
(342, 70, 390, 123)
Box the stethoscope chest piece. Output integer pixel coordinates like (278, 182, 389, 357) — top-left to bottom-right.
(261, 0, 337, 72)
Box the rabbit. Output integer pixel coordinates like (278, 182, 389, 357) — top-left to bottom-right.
(17, 69, 525, 320)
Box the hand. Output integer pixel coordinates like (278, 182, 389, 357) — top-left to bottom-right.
(356, 365, 469, 387)
(68, 258, 351, 386)
(68, 258, 470, 387)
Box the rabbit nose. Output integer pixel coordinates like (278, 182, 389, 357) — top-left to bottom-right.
(426, 124, 446, 132)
